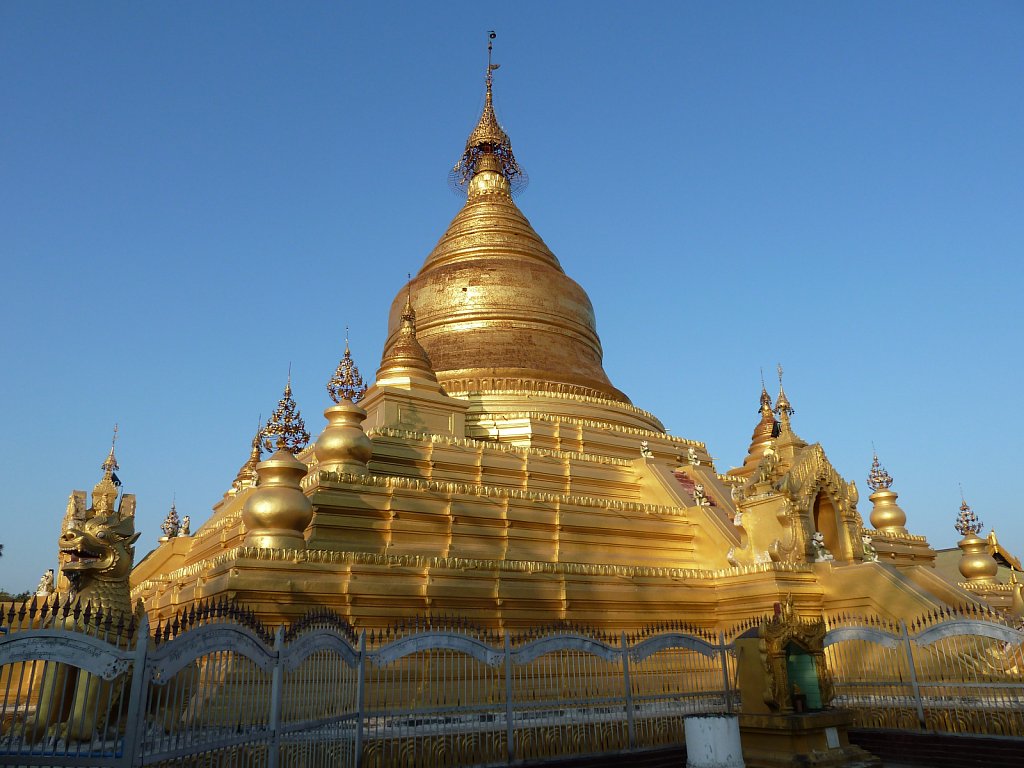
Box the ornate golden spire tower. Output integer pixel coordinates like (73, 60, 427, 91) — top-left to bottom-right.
(774, 363, 794, 434)
(230, 418, 263, 495)
(729, 376, 779, 478)
(381, 34, 633, 411)
(376, 285, 439, 387)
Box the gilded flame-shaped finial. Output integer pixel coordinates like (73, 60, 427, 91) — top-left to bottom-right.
(263, 372, 310, 454)
(774, 363, 794, 417)
(327, 328, 368, 404)
(867, 450, 893, 491)
(449, 31, 526, 195)
(955, 489, 983, 537)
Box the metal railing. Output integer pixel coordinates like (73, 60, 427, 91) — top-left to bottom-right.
(823, 608, 1024, 736)
(1, 599, 1021, 767)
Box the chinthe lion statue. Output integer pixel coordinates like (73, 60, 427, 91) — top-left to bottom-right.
(27, 462, 141, 742)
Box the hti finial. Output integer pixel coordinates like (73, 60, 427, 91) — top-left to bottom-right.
(161, 496, 181, 539)
(867, 448, 893, 491)
(328, 330, 367, 404)
(449, 31, 526, 195)
(264, 374, 310, 454)
(775, 362, 794, 416)
(102, 423, 120, 474)
(955, 487, 983, 537)
(402, 274, 415, 321)
(487, 31, 497, 87)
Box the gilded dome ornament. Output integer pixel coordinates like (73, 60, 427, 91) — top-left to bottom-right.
(263, 373, 310, 455)
(327, 329, 367, 404)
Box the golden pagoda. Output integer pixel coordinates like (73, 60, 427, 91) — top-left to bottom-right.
(129, 49, 1013, 632)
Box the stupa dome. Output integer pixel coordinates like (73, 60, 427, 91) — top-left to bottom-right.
(382, 74, 629, 406)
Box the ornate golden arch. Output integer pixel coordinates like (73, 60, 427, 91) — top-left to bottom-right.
(776, 444, 863, 563)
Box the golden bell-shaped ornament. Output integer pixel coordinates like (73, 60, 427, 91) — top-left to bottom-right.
(242, 449, 313, 549)
(314, 400, 372, 475)
(957, 533, 998, 583)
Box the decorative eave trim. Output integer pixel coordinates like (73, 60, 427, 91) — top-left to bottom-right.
(443, 382, 649, 415)
(133, 546, 816, 592)
(861, 527, 929, 544)
(960, 581, 1016, 593)
(309, 468, 687, 517)
(366, 425, 634, 465)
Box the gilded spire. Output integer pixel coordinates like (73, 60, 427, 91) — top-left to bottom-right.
(327, 328, 368, 404)
(263, 372, 310, 455)
(729, 376, 781, 479)
(378, 280, 437, 383)
(759, 384, 772, 414)
(867, 450, 893, 491)
(450, 31, 526, 195)
(101, 423, 120, 475)
(232, 417, 263, 492)
(774, 364, 794, 418)
(92, 427, 121, 516)
(955, 491, 983, 537)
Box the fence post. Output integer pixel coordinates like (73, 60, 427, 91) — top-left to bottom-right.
(504, 632, 515, 764)
(120, 614, 150, 768)
(899, 620, 926, 730)
(718, 632, 732, 714)
(355, 632, 366, 768)
(268, 626, 284, 768)
(621, 631, 636, 749)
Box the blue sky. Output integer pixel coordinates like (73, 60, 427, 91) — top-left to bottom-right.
(1, 2, 1021, 590)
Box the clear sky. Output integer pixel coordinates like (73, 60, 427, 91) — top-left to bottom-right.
(1, 2, 1021, 591)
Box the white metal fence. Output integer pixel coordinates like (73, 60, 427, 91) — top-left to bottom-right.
(0, 600, 1021, 767)
(0, 602, 732, 767)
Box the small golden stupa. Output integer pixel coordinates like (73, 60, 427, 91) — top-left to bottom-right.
(129, 45, 1014, 632)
